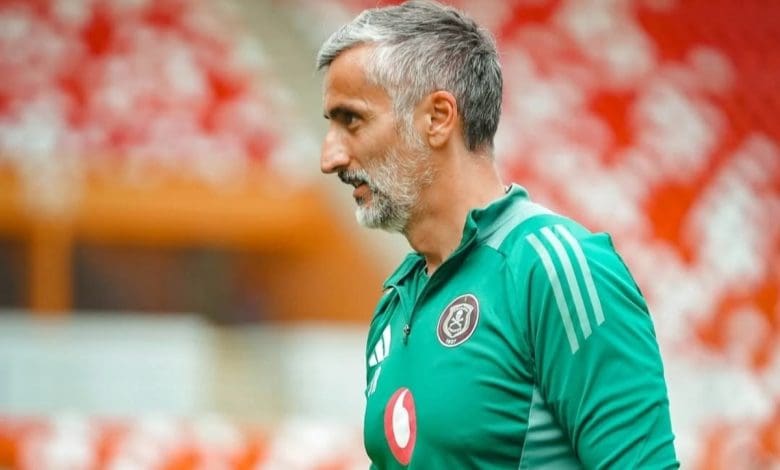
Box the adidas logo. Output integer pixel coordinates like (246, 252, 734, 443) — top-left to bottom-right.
(367, 325, 391, 396)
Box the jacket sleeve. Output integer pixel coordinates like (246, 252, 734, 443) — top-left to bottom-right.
(523, 225, 678, 469)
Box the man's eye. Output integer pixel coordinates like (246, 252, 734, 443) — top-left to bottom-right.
(344, 113, 359, 128)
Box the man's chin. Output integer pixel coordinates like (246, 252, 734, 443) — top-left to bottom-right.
(355, 206, 407, 233)
(355, 206, 381, 229)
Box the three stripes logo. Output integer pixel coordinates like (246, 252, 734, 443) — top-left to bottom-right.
(526, 225, 605, 354)
(367, 325, 392, 396)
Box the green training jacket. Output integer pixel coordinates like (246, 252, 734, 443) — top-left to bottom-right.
(363, 185, 678, 469)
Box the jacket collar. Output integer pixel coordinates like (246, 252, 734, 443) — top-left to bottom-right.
(381, 184, 531, 289)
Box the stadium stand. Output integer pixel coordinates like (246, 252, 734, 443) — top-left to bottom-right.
(0, 0, 385, 321)
(0, 1, 378, 467)
(0, 0, 777, 468)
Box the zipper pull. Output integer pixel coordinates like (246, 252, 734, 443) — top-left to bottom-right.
(402, 324, 411, 344)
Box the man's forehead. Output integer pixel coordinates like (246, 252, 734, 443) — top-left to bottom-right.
(323, 46, 371, 96)
(322, 45, 390, 113)
(330, 43, 373, 74)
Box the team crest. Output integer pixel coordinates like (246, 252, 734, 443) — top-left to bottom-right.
(437, 294, 480, 347)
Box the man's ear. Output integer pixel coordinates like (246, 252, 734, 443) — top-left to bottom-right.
(421, 90, 458, 149)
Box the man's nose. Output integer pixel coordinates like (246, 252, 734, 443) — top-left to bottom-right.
(320, 130, 350, 174)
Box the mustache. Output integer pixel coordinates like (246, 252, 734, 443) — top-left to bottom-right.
(338, 168, 372, 188)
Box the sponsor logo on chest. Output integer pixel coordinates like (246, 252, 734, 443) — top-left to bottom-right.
(436, 294, 480, 347)
(384, 387, 417, 465)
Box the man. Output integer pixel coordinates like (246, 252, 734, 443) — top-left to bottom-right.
(317, 1, 678, 468)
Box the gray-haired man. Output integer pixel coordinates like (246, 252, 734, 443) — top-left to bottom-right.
(317, 1, 678, 468)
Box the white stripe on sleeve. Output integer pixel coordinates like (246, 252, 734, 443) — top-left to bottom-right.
(540, 227, 593, 339)
(526, 233, 580, 354)
(555, 225, 605, 325)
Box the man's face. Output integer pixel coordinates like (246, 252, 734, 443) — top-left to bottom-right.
(321, 45, 432, 233)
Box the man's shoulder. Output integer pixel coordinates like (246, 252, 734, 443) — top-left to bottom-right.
(477, 197, 580, 254)
(478, 200, 613, 278)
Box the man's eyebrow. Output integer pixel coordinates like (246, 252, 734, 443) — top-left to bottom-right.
(324, 105, 362, 120)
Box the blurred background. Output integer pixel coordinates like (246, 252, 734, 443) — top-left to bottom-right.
(0, 0, 777, 468)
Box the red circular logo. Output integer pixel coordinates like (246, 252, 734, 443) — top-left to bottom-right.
(383, 387, 417, 465)
(437, 294, 480, 347)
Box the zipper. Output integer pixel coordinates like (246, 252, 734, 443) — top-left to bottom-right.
(382, 284, 414, 345)
(402, 324, 411, 344)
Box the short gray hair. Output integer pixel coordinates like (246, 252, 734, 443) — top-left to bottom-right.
(316, 0, 502, 153)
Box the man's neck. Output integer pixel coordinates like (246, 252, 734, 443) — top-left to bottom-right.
(404, 152, 505, 275)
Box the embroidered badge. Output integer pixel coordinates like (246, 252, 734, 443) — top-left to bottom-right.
(436, 294, 480, 347)
(384, 387, 417, 465)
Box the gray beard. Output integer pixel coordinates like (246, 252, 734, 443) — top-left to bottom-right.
(356, 142, 433, 233)
(356, 189, 410, 233)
